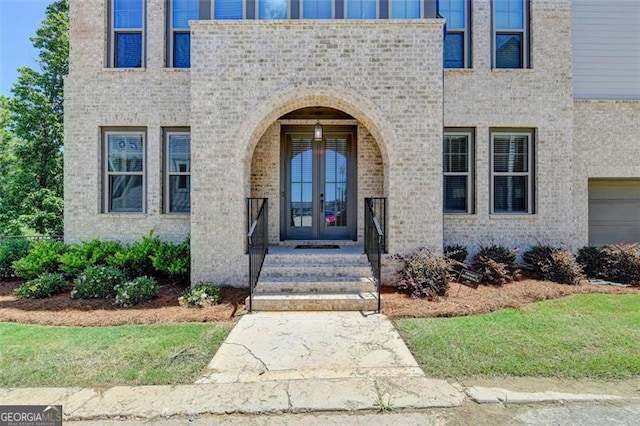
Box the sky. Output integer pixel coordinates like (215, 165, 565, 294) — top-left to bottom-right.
(0, 0, 51, 96)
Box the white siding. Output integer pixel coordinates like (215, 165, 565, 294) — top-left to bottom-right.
(572, 0, 640, 100)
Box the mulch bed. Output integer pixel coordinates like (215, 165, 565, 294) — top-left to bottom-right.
(1, 279, 637, 326)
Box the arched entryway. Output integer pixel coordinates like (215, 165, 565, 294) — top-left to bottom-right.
(250, 105, 385, 244)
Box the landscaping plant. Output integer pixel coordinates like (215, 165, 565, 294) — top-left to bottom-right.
(12, 240, 67, 280)
(59, 239, 123, 277)
(471, 244, 520, 286)
(13, 273, 67, 299)
(151, 235, 190, 284)
(108, 232, 162, 278)
(599, 244, 640, 286)
(0, 238, 31, 279)
(178, 283, 221, 307)
(523, 245, 583, 285)
(114, 276, 159, 307)
(392, 249, 451, 299)
(71, 265, 127, 299)
(576, 245, 605, 279)
(444, 244, 468, 263)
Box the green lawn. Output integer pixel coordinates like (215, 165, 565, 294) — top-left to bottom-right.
(0, 323, 232, 387)
(396, 294, 640, 379)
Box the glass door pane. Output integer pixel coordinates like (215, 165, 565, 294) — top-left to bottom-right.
(324, 138, 348, 230)
(290, 138, 313, 229)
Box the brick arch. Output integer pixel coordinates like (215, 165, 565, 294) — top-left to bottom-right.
(239, 85, 394, 194)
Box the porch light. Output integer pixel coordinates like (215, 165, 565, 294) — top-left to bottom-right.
(314, 121, 323, 142)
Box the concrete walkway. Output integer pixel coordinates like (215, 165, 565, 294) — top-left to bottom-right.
(1, 312, 637, 421)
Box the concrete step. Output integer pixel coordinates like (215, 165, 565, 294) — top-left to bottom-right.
(246, 292, 381, 312)
(255, 277, 376, 293)
(260, 264, 373, 279)
(264, 254, 369, 265)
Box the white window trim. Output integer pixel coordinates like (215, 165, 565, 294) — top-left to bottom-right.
(344, 0, 380, 19)
(442, 0, 471, 68)
(103, 129, 146, 213)
(490, 130, 534, 214)
(444, 130, 474, 214)
(109, 0, 146, 68)
(164, 129, 191, 214)
(491, 0, 529, 69)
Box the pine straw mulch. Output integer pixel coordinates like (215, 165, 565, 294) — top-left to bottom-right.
(0, 279, 638, 326)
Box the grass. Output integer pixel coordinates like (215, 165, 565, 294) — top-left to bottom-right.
(396, 294, 640, 379)
(0, 322, 232, 387)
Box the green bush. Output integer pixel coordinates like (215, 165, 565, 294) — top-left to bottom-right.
(13, 273, 67, 299)
(0, 238, 31, 279)
(108, 232, 162, 278)
(523, 245, 583, 285)
(151, 235, 190, 284)
(12, 240, 67, 280)
(59, 239, 123, 277)
(471, 245, 520, 286)
(114, 276, 159, 307)
(178, 283, 221, 308)
(392, 249, 451, 299)
(444, 244, 468, 263)
(71, 265, 127, 299)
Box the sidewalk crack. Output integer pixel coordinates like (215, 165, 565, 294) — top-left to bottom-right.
(224, 342, 269, 371)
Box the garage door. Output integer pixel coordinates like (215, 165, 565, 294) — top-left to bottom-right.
(588, 180, 640, 245)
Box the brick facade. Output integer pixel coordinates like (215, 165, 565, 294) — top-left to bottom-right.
(64, 0, 639, 286)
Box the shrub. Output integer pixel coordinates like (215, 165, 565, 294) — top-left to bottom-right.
(59, 239, 123, 277)
(0, 238, 31, 279)
(471, 245, 519, 286)
(392, 249, 451, 299)
(108, 232, 162, 278)
(13, 273, 67, 299)
(71, 265, 127, 299)
(178, 283, 221, 308)
(599, 244, 640, 286)
(444, 244, 468, 263)
(12, 240, 67, 280)
(523, 245, 583, 285)
(114, 276, 159, 307)
(151, 235, 190, 284)
(576, 246, 605, 279)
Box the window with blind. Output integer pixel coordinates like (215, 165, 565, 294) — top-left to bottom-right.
(443, 130, 474, 214)
(440, 0, 471, 68)
(165, 130, 191, 213)
(492, 0, 529, 68)
(110, 0, 144, 68)
(491, 130, 534, 214)
(345, 0, 377, 19)
(104, 130, 146, 213)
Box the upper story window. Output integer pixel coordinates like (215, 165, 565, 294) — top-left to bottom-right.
(104, 130, 146, 213)
(492, 0, 529, 68)
(346, 0, 377, 19)
(303, 0, 332, 18)
(258, 0, 288, 18)
(389, 0, 420, 18)
(110, 0, 144, 68)
(440, 0, 471, 68)
(215, 0, 244, 18)
(444, 130, 474, 214)
(491, 130, 535, 214)
(170, 0, 199, 68)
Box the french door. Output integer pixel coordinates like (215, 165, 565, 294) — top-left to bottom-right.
(281, 126, 356, 240)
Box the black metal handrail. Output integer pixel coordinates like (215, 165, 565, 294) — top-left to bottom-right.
(365, 197, 386, 253)
(364, 197, 385, 313)
(247, 198, 268, 313)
